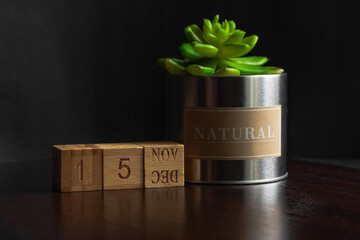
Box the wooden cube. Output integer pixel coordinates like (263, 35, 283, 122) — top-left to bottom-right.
(52, 144, 102, 192)
(95, 143, 144, 190)
(136, 141, 184, 188)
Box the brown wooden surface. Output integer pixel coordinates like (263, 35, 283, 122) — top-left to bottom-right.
(1, 160, 360, 240)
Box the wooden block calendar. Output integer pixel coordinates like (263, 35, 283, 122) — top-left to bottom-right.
(52, 144, 102, 192)
(136, 142, 184, 188)
(52, 141, 184, 192)
(95, 143, 144, 190)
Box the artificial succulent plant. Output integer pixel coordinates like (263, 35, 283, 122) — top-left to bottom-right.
(158, 15, 284, 76)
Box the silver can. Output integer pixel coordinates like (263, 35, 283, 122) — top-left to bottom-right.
(165, 73, 287, 184)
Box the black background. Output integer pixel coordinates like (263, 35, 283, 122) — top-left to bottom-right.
(1, 0, 360, 167)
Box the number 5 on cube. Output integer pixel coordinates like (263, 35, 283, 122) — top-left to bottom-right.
(96, 143, 144, 190)
(118, 158, 131, 179)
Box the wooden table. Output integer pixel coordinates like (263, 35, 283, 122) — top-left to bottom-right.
(1, 160, 359, 240)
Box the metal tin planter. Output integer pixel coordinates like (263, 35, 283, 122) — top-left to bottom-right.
(165, 73, 287, 184)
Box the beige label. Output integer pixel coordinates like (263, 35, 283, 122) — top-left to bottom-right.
(184, 105, 281, 160)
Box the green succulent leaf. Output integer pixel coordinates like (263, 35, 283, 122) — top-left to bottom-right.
(186, 64, 215, 76)
(221, 20, 230, 32)
(198, 58, 218, 69)
(203, 19, 212, 34)
(192, 42, 218, 58)
(203, 33, 219, 47)
(159, 57, 197, 68)
(241, 35, 258, 52)
(191, 24, 205, 42)
(222, 60, 284, 74)
(164, 58, 187, 76)
(212, 14, 219, 29)
(226, 30, 246, 44)
(229, 56, 269, 66)
(214, 23, 229, 45)
(215, 67, 240, 76)
(179, 43, 204, 60)
(218, 43, 250, 58)
(228, 20, 236, 33)
(167, 58, 203, 67)
(184, 25, 204, 44)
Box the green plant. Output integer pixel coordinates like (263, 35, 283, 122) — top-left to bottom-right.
(158, 15, 284, 76)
